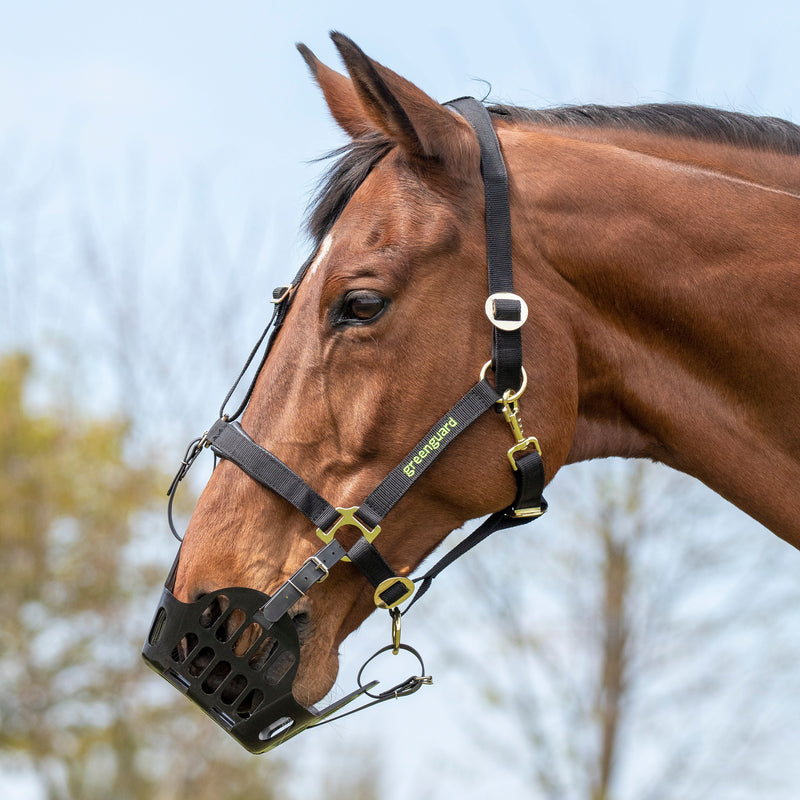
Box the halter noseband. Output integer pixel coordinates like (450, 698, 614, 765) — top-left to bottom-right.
(142, 98, 547, 752)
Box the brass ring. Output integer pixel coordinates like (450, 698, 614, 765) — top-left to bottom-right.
(479, 361, 528, 401)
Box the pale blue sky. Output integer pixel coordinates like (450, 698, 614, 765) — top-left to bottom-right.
(3, 0, 798, 266)
(3, 0, 799, 373)
(3, 2, 800, 798)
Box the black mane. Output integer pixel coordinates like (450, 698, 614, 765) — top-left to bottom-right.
(307, 102, 800, 247)
(307, 133, 392, 248)
(489, 102, 800, 157)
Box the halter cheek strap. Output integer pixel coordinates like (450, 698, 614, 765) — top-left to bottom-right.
(447, 97, 523, 397)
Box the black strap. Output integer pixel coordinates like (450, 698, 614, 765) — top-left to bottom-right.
(511, 449, 547, 517)
(259, 540, 347, 624)
(207, 419, 340, 532)
(403, 510, 529, 614)
(357, 380, 500, 528)
(447, 97, 523, 396)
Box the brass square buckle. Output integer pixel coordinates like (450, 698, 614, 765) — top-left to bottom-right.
(315, 507, 381, 563)
(373, 577, 415, 609)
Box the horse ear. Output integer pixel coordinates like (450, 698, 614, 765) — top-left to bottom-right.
(296, 43, 380, 139)
(329, 32, 474, 167)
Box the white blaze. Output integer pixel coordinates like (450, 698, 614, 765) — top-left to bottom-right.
(309, 233, 333, 278)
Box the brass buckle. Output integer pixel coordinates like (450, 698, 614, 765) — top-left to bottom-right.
(373, 577, 415, 610)
(303, 555, 330, 582)
(316, 507, 381, 563)
(510, 504, 545, 519)
(390, 607, 402, 654)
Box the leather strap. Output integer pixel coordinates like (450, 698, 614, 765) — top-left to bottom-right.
(259, 540, 346, 624)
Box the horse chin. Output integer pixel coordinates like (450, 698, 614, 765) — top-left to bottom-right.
(292, 636, 340, 707)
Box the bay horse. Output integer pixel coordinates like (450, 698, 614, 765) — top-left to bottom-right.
(147, 32, 800, 749)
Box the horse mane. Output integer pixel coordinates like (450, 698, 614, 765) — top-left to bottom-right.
(489, 102, 800, 157)
(307, 133, 393, 247)
(307, 102, 800, 248)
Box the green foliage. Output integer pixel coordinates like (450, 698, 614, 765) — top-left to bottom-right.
(0, 353, 286, 799)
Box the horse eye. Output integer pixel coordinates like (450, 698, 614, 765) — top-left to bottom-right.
(340, 290, 387, 324)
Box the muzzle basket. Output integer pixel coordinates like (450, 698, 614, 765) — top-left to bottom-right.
(142, 585, 372, 752)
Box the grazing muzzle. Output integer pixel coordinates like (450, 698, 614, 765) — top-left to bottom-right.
(143, 584, 378, 752)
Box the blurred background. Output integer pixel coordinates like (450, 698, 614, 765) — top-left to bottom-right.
(2, 1, 800, 798)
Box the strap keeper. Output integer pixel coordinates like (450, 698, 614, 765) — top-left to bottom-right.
(485, 292, 529, 331)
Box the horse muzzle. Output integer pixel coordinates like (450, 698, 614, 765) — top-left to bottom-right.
(142, 584, 374, 752)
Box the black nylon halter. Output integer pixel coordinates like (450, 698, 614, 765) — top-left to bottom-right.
(147, 98, 547, 751)
(187, 98, 546, 619)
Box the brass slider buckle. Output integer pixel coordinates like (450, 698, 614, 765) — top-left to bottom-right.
(315, 506, 381, 563)
(270, 285, 293, 304)
(510, 504, 545, 519)
(373, 576, 415, 610)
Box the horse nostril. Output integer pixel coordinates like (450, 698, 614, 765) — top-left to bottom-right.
(289, 609, 313, 641)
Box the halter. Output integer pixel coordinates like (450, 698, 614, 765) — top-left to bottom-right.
(142, 98, 547, 752)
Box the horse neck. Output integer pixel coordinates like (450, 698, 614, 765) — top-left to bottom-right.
(505, 125, 800, 547)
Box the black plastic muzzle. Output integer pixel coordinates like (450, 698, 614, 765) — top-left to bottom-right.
(142, 585, 374, 753)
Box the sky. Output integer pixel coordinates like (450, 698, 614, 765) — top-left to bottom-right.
(3, 1, 800, 797)
(3, 0, 799, 402)
(3, 0, 799, 282)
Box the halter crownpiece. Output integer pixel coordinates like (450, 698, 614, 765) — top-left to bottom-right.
(142, 98, 547, 752)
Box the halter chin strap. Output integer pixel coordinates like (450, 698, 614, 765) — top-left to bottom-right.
(152, 98, 547, 752)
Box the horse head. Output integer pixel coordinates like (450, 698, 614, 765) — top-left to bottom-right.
(169, 34, 578, 711)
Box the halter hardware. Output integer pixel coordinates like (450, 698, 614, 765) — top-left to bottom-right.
(315, 506, 381, 562)
(499, 389, 541, 469)
(390, 607, 402, 654)
(271, 285, 293, 303)
(300, 555, 329, 584)
(485, 291, 529, 331)
(499, 389, 544, 518)
(374, 576, 415, 610)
